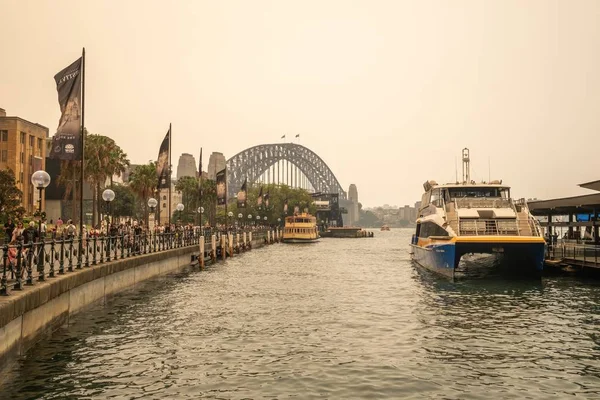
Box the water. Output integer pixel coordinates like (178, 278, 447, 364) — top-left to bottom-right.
(2, 229, 600, 399)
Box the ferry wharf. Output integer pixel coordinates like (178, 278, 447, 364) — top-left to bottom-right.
(529, 179, 600, 273)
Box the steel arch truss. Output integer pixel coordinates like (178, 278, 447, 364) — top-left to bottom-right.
(227, 143, 347, 200)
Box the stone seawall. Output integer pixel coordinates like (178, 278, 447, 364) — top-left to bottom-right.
(0, 236, 269, 363)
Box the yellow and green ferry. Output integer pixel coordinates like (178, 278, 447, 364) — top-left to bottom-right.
(282, 213, 319, 243)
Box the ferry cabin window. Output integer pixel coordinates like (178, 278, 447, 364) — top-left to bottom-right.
(418, 221, 448, 238)
(447, 187, 509, 199)
(430, 189, 443, 207)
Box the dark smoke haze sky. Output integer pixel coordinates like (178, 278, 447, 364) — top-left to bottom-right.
(2, 0, 600, 207)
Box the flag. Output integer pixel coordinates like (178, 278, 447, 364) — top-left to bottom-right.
(281, 134, 285, 139)
(198, 148, 203, 178)
(283, 198, 288, 214)
(237, 178, 247, 208)
(257, 186, 263, 207)
(156, 128, 170, 188)
(295, 134, 300, 138)
(50, 57, 82, 160)
(264, 190, 270, 208)
(216, 168, 226, 205)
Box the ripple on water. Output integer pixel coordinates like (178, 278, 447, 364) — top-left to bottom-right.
(2, 230, 600, 399)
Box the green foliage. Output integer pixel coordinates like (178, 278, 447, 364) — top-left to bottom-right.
(110, 184, 136, 220)
(0, 168, 25, 223)
(129, 162, 158, 225)
(226, 184, 316, 225)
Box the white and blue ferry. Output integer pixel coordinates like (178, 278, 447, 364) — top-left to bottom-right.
(410, 149, 545, 279)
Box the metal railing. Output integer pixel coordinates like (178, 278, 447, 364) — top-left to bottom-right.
(1, 227, 275, 296)
(546, 243, 600, 266)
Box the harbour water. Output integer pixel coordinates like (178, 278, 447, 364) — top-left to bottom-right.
(2, 229, 600, 399)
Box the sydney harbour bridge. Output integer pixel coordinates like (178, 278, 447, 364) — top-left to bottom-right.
(226, 143, 347, 200)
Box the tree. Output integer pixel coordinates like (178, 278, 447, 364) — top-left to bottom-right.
(0, 169, 26, 223)
(109, 184, 136, 221)
(128, 162, 158, 226)
(175, 176, 200, 223)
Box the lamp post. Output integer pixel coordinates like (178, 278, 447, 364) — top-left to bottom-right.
(148, 197, 157, 229)
(102, 188, 116, 225)
(198, 207, 204, 227)
(256, 215, 261, 226)
(176, 203, 184, 223)
(277, 217, 282, 228)
(264, 216, 268, 227)
(238, 213, 243, 228)
(31, 170, 51, 240)
(248, 214, 252, 227)
(227, 211, 233, 231)
(31, 170, 51, 282)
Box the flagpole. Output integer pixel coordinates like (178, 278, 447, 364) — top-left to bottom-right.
(199, 148, 203, 226)
(78, 47, 85, 269)
(168, 123, 172, 226)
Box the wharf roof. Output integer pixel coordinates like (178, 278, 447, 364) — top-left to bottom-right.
(529, 193, 600, 215)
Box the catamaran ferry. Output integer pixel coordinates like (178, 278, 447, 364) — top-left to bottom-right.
(410, 148, 545, 278)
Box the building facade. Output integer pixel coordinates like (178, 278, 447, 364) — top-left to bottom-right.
(207, 152, 226, 180)
(0, 107, 49, 214)
(176, 153, 197, 180)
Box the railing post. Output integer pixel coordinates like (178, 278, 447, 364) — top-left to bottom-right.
(25, 239, 34, 286)
(100, 236, 105, 264)
(67, 237, 74, 272)
(92, 235, 97, 265)
(85, 235, 90, 267)
(14, 240, 23, 290)
(37, 239, 45, 282)
(49, 238, 56, 277)
(121, 233, 125, 259)
(1, 245, 9, 295)
(106, 234, 112, 262)
(58, 237, 65, 275)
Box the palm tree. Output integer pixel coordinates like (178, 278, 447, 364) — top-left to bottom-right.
(129, 162, 158, 226)
(85, 134, 130, 226)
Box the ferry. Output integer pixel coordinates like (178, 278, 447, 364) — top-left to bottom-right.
(410, 148, 545, 278)
(381, 225, 391, 231)
(282, 213, 319, 243)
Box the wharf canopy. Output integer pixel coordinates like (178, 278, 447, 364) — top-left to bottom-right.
(528, 179, 600, 243)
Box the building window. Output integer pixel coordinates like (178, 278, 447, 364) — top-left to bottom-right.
(37, 138, 42, 149)
(163, 195, 166, 200)
(0, 150, 7, 162)
(20, 152, 24, 164)
(29, 135, 34, 148)
(0, 130, 7, 141)
(20, 132, 26, 144)
(20, 171, 24, 183)
(162, 203, 166, 208)
(29, 154, 33, 167)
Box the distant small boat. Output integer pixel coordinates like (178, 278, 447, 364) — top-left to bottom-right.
(320, 227, 373, 238)
(381, 225, 390, 231)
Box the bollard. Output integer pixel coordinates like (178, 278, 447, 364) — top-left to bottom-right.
(243, 232, 247, 251)
(211, 235, 217, 263)
(248, 232, 252, 250)
(236, 233, 240, 253)
(271, 230, 274, 244)
(221, 235, 226, 260)
(229, 233, 234, 255)
(267, 230, 271, 244)
(199, 236, 205, 269)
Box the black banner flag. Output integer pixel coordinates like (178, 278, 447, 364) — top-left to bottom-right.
(237, 178, 247, 208)
(216, 168, 227, 205)
(257, 186, 263, 207)
(50, 57, 82, 160)
(156, 128, 170, 188)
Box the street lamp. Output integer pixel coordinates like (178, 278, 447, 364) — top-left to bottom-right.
(227, 211, 233, 230)
(31, 170, 51, 239)
(176, 203, 184, 222)
(256, 215, 261, 226)
(148, 197, 157, 228)
(102, 188, 116, 224)
(238, 213, 243, 228)
(277, 217, 282, 227)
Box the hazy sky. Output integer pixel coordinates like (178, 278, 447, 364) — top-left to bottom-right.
(2, 0, 600, 207)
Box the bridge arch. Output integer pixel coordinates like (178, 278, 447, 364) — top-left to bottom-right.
(227, 143, 347, 200)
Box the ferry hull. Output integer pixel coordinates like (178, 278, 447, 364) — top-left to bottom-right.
(282, 237, 319, 244)
(410, 237, 545, 279)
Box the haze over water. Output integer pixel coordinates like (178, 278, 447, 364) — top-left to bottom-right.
(2, 230, 600, 399)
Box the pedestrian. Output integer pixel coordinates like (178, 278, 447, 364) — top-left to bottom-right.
(22, 221, 39, 243)
(66, 220, 76, 239)
(4, 217, 15, 241)
(12, 221, 25, 242)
